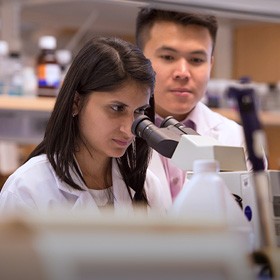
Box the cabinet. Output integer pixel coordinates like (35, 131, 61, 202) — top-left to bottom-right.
(233, 23, 280, 83)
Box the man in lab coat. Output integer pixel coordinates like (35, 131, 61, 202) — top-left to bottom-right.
(135, 8, 251, 208)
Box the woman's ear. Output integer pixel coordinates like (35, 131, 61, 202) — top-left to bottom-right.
(72, 91, 80, 117)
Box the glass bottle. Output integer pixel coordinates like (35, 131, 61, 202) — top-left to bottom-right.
(36, 36, 61, 97)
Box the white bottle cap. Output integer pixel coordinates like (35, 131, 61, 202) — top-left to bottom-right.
(193, 159, 220, 174)
(0, 40, 9, 56)
(39, 36, 57, 50)
(56, 49, 72, 65)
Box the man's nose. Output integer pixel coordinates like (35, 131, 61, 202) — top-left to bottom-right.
(173, 59, 190, 80)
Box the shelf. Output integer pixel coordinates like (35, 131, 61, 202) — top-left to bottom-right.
(212, 108, 280, 169)
(1, 96, 280, 125)
(0, 96, 279, 168)
(213, 108, 280, 126)
(0, 96, 54, 144)
(0, 95, 55, 112)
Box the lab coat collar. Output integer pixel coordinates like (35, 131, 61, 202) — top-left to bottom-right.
(111, 159, 136, 215)
(187, 102, 223, 135)
(155, 102, 223, 136)
(56, 158, 135, 213)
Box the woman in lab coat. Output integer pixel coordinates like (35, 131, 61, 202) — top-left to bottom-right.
(0, 36, 165, 214)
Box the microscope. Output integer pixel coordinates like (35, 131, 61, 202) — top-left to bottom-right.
(131, 91, 280, 252)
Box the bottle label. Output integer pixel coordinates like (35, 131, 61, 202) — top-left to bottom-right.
(38, 63, 61, 88)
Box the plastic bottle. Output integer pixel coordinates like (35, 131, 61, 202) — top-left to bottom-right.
(8, 52, 23, 96)
(170, 159, 227, 226)
(36, 35, 61, 97)
(171, 159, 252, 228)
(0, 40, 10, 95)
(22, 66, 37, 97)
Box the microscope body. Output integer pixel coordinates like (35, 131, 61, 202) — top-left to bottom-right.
(132, 114, 279, 250)
(219, 170, 280, 248)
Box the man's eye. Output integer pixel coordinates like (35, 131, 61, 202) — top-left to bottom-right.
(191, 57, 205, 64)
(111, 105, 125, 112)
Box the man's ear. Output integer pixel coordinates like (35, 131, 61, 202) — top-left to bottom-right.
(72, 91, 80, 116)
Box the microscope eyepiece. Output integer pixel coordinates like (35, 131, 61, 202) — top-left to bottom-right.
(131, 115, 154, 138)
(131, 115, 180, 158)
(160, 116, 199, 135)
(160, 116, 181, 128)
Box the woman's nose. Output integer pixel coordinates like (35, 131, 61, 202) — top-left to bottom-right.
(119, 116, 134, 138)
(173, 59, 190, 80)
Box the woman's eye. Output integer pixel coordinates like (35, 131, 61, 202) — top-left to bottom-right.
(135, 108, 147, 115)
(111, 105, 125, 112)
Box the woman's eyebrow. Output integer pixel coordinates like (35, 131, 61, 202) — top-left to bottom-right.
(109, 100, 127, 106)
(109, 100, 150, 110)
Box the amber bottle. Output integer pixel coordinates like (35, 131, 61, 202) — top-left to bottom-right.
(37, 36, 61, 97)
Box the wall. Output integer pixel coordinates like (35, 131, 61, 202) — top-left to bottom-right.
(233, 23, 280, 83)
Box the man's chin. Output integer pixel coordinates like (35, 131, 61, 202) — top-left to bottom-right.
(168, 107, 194, 120)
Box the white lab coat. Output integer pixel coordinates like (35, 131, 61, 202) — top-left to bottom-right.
(149, 151, 173, 209)
(0, 154, 165, 215)
(189, 102, 246, 147)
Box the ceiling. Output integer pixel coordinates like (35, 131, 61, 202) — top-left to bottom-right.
(21, 1, 140, 38)
(20, 1, 143, 55)
(1, 0, 280, 62)
(0, 0, 146, 59)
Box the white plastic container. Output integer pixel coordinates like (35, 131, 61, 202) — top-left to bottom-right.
(170, 159, 227, 226)
(170, 160, 252, 229)
(22, 66, 37, 97)
(8, 52, 23, 96)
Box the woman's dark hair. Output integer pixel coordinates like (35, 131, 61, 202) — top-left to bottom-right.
(136, 8, 218, 54)
(28, 36, 156, 205)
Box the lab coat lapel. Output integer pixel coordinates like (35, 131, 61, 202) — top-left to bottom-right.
(189, 102, 221, 137)
(112, 159, 135, 215)
(56, 159, 135, 213)
(71, 191, 100, 212)
(56, 166, 100, 212)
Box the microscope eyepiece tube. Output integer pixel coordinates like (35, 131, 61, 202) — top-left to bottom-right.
(131, 115, 180, 158)
(160, 116, 181, 128)
(131, 115, 154, 139)
(160, 116, 199, 135)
